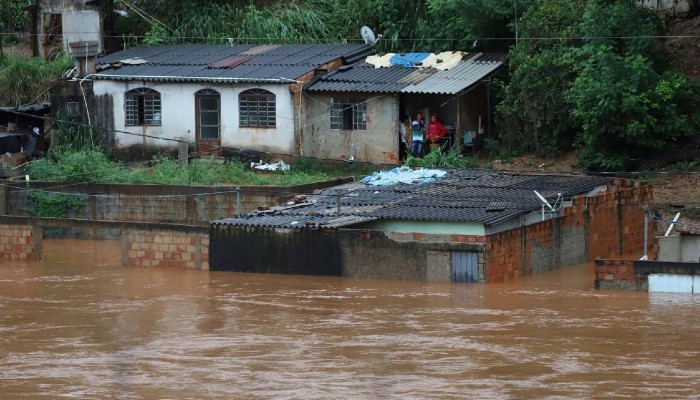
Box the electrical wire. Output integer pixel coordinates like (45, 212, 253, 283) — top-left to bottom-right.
(3, 31, 699, 42)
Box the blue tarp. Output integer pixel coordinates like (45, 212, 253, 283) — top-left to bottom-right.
(389, 53, 431, 67)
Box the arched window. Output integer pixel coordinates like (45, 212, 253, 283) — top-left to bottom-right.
(125, 88, 161, 126)
(239, 89, 275, 128)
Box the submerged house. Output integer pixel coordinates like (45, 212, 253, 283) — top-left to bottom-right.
(51, 43, 371, 159)
(210, 168, 653, 283)
(302, 52, 506, 163)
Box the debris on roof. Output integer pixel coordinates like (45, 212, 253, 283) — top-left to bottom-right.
(360, 166, 447, 186)
(212, 168, 613, 229)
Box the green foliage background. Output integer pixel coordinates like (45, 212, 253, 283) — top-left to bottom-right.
(1, 0, 697, 173)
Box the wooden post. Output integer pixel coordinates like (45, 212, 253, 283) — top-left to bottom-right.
(0, 182, 6, 215)
(178, 141, 188, 166)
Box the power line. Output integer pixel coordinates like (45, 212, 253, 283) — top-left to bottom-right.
(3, 31, 700, 41)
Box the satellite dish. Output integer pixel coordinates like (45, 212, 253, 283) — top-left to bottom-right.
(360, 26, 382, 46)
(533, 190, 554, 211)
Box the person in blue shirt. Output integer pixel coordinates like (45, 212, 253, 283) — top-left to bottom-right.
(410, 114, 424, 157)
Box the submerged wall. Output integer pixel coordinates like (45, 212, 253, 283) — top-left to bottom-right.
(595, 259, 700, 291)
(484, 181, 653, 282)
(0, 224, 41, 261)
(5, 180, 350, 230)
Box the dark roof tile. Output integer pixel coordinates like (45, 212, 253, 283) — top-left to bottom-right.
(212, 169, 613, 229)
(94, 43, 371, 83)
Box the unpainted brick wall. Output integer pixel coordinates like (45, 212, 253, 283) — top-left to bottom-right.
(594, 259, 639, 290)
(594, 259, 636, 282)
(0, 224, 39, 261)
(122, 230, 209, 270)
(485, 228, 523, 283)
(484, 184, 652, 283)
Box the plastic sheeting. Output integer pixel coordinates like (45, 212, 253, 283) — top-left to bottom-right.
(360, 166, 447, 186)
(250, 160, 290, 171)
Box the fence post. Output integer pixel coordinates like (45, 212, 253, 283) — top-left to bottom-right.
(236, 187, 241, 217)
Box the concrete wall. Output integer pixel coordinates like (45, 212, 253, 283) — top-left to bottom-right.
(209, 226, 487, 282)
(34, 0, 112, 56)
(341, 231, 485, 281)
(5, 181, 345, 231)
(303, 93, 400, 164)
(62, 10, 101, 49)
(0, 224, 41, 261)
(596, 259, 700, 290)
(658, 235, 700, 262)
(91, 81, 296, 155)
(363, 220, 485, 235)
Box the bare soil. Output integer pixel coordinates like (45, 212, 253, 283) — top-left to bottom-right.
(491, 152, 700, 206)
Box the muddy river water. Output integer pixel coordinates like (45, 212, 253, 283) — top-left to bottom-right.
(1, 239, 699, 399)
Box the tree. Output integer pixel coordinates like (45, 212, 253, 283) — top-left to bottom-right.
(567, 0, 700, 169)
(495, 0, 585, 156)
(419, 0, 531, 52)
(0, 0, 26, 61)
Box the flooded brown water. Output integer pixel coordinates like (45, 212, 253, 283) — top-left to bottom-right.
(1, 240, 699, 399)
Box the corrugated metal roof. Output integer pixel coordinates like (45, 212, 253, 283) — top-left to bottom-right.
(401, 56, 504, 94)
(305, 53, 506, 94)
(211, 169, 612, 230)
(93, 43, 372, 83)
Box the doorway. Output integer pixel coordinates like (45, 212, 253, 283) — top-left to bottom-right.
(195, 89, 221, 157)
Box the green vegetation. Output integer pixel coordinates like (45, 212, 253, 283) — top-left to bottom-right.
(26, 190, 87, 218)
(497, 0, 700, 170)
(406, 146, 479, 168)
(0, 53, 72, 105)
(25, 149, 379, 186)
(115, 0, 513, 53)
(1, 0, 696, 173)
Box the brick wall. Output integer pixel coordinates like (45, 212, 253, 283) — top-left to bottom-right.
(122, 230, 209, 269)
(485, 228, 523, 282)
(594, 259, 638, 290)
(484, 183, 652, 283)
(0, 224, 40, 261)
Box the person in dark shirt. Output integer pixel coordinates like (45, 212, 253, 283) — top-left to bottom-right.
(22, 127, 42, 161)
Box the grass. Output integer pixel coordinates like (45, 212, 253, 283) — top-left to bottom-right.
(406, 146, 479, 169)
(25, 150, 380, 186)
(0, 53, 72, 106)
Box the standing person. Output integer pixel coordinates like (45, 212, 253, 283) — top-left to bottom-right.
(416, 112, 426, 134)
(410, 115, 424, 157)
(398, 115, 410, 161)
(426, 114, 447, 152)
(22, 127, 42, 161)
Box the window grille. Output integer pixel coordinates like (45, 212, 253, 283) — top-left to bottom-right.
(330, 97, 367, 130)
(239, 89, 276, 128)
(125, 88, 161, 126)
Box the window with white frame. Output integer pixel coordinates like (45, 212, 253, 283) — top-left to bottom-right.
(239, 89, 276, 128)
(330, 97, 367, 130)
(125, 88, 161, 126)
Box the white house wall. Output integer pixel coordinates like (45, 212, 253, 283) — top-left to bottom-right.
(62, 10, 101, 52)
(303, 93, 400, 164)
(92, 81, 296, 154)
